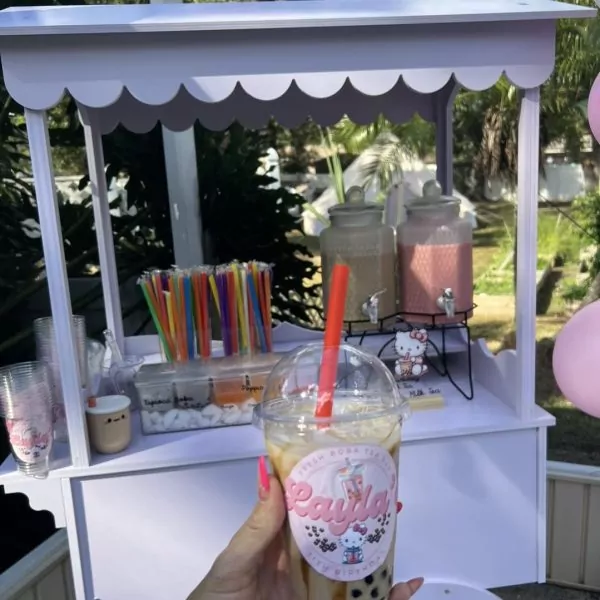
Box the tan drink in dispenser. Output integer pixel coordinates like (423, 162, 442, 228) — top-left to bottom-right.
(254, 343, 409, 600)
(320, 191, 397, 331)
(397, 180, 473, 325)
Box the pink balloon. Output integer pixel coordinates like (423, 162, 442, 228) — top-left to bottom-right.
(553, 300, 600, 419)
(588, 73, 600, 144)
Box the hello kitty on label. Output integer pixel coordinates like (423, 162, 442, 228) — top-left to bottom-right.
(285, 445, 398, 582)
(393, 328, 429, 380)
(6, 418, 52, 464)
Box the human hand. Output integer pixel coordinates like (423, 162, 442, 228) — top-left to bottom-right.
(390, 578, 425, 599)
(188, 457, 424, 600)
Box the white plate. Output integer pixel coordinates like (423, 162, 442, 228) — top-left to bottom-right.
(415, 582, 502, 600)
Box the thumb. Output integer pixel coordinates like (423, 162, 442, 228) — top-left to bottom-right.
(390, 577, 425, 600)
(212, 474, 286, 574)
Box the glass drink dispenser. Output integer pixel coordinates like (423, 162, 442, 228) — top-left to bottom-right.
(397, 180, 474, 325)
(320, 189, 397, 331)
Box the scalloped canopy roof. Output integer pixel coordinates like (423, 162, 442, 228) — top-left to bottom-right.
(0, 0, 595, 132)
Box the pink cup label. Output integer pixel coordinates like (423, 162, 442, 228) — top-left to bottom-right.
(6, 418, 52, 464)
(285, 444, 397, 582)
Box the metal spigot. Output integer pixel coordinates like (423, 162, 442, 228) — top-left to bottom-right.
(362, 289, 387, 324)
(436, 288, 456, 317)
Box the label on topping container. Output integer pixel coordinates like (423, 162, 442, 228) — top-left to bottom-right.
(285, 444, 397, 582)
(6, 417, 52, 464)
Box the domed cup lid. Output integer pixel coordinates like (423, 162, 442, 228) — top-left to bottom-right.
(407, 180, 459, 214)
(254, 342, 409, 431)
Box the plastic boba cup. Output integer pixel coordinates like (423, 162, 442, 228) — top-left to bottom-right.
(254, 342, 409, 600)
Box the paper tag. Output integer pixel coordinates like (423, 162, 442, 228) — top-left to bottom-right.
(285, 444, 397, 582)
(6, 417, 52, 464)
(398, 381, 442, 399)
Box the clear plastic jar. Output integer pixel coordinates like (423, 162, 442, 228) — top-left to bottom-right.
(320, 201, 397, 330)
(397, 180, 473, 325)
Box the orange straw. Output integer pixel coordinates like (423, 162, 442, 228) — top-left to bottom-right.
(315, 264, 350, 419)
(247, 278, 256, 352)
(200, 272, 211, 358)
(264, 269, 272, 351)
(227, 270, 239, 355)
(153, 273, 175, 358)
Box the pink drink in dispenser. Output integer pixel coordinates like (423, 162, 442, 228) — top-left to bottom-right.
(397, 180, 474, 325)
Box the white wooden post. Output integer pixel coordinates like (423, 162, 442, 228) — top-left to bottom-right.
(151, 0, 204, 268)
(516, 87, 541, 420)
(435, 81, 460, 195)
(83, 119, 125, 351)
(161, 130, 204, 266)
(25, 109, 90, 468)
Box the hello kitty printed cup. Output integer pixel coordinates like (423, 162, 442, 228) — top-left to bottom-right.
(255, 343, 410, 600)
(0, 361, 54, 479)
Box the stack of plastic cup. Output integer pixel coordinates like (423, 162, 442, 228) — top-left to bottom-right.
(33, 315, 88, 442)
(0, 361, 54, 479)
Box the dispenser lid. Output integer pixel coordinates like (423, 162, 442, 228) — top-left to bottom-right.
(328, 202, 383, 216)
(328, 185, 385, 223)
(407, 180, 459, 213)
(345, 185, 366, 204)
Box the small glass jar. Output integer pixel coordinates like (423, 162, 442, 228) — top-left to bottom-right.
(397, 180, 473, 325)
(320, 198, 397, 331)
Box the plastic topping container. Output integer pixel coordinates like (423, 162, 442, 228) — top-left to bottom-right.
(135, 353, 283, 435)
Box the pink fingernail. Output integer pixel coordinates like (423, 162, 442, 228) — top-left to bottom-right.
(258, 456, 270, 498)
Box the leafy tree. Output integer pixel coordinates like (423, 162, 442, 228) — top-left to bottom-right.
(194, 123, 320, 325)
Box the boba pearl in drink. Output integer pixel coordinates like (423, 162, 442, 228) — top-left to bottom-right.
(255, 343, 409, 600)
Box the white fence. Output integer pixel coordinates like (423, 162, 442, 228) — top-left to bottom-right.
(485, 163, 590, 203)
(1, 462, 600, 599)
(546, 461, 600, 591)
(0, 529, 74, 600)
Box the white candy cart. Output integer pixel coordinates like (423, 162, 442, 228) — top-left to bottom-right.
(0, 1, 595, 599)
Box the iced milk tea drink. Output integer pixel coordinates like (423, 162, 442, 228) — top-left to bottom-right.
(255, 343, 409, 600)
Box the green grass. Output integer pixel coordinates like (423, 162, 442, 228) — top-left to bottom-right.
(471, 263, 600, 466)
(472, 201, 585, 296)
(468, 201, 600, 465)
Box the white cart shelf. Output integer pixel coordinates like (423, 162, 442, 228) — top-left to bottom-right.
(0, 1, 594, 599)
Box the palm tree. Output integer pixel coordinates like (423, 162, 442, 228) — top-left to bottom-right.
(330, 115, 435, 194)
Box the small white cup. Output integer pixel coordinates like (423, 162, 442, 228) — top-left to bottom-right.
(86, 395, 131, 454)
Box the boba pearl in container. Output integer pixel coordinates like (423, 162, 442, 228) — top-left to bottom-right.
(254, 343, 409, 600)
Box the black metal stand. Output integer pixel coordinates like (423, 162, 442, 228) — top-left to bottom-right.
(341, 306, 476, 400)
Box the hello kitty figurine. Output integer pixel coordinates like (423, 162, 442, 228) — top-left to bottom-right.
(340, 523, 368, 565)
(394, 328, 429, 380)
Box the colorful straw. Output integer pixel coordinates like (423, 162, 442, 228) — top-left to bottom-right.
(315, 264, 350, 419)
(139, 261, 274, 362)
(138, 268, 213, 363)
